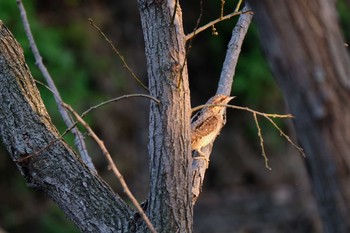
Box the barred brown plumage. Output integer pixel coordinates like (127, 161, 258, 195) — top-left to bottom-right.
(191, 95, 234, 167)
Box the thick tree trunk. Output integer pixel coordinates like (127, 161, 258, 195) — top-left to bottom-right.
(0, 21, 134, 233)
(137, 1, 193, 232)
(250, 1, 350, 232)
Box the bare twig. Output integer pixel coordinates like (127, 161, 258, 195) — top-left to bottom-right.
(220, 0, 225, 19)
(177, 0, 203, 88)
(262, 115, 305, 157)
(34, 79, 59, 97)
(217, 4, 253, 95)
(228, 104, 293, 118)
(185, 9, 253, 41)
(16, 94, 159, 164)
(234, 0, 244, 13)
(88, 18, 148, 91)
(36, 78, 160, 125)
(16, 0, 95, 172)
(253, 112, 271, 170)
(15, 139, 60, 163)
(62, 103, 157, 233)
(226, 104, 304, 157)
(61, 94, 159, 140)
(192, 103, 292, 118)
(192, 8, 252, 203)
(81, 94, 160, 118)
(192, 102, 304, 168)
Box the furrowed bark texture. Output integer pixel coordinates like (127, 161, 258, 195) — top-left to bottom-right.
(0, 21, 134, 233)
(137, 1, 193, 232)
(250, 1, 350, 232)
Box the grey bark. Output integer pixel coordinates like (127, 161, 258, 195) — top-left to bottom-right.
(137, 0, 193, 232)
(217, 5, 253, 96)
(191, 7, 253, 204)
(0, 21, 134, 233)
(249, 1, 350, 232)
(17, 0, 95, 172)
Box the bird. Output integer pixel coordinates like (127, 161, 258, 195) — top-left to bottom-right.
(191, 94, 234, 167)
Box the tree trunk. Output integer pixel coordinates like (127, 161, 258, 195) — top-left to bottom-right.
(137, 0, 193, 232)
(0, 21, 135, 232)
(249, 1, 350, 232)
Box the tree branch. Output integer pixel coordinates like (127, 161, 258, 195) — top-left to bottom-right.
(80, 94, 160, 118)
(217, 4, 253, 95)
(88, 18, 149, 91)
(0, 21, 134, 232)
(62, 103, 157, 233)
(185, 9, 252, 41)
(191, 4, 253, 204)
(16, 0, 96, 172)
(192, 102, 303, 169)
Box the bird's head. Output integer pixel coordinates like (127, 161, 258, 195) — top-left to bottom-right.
(207, 94, 234, 114)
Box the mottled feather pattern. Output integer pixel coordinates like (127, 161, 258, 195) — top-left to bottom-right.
(191, 95, 233, 153)
(191, 115, 220, 149)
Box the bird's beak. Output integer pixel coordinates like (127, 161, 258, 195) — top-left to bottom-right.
(227, 96, 235, 103)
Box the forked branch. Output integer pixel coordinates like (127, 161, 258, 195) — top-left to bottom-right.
(192, 102, 305, 169)
(191, 4, 253, 204)
(62, 103, 157, 233)
(16, 0, 95, 171)
(0, 21, 134, 232)
(88, 18, 148, 91)
(185, 10, 253, 41)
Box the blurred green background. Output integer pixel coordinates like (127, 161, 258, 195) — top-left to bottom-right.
(0, 0, 349, 232)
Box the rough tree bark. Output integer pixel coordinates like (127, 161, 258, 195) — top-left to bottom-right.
(137, 0, 193, 232)
(249, 1, 350, 232)
(0, 21, 134, 232)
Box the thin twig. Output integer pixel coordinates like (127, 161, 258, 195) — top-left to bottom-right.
(61, 94, 159, 141)
(36, 78, 160, 120)
(177, 0, 203, 88)
(185, 10, 252, 41)
(88, 18, 148, 91)
(191, 103, 304, 168)
(34, 79, 59, 97)
(226, 104, 293, 118)
(192, 103, 292, 119)
(220, 0, 225, 19)
(15, 139, 60, 163)
(62, 94, 159, 150)
(234, 0, 243, 13)
(59, 94, 160, 149)
(227, 104, 304, 157)
(81, 94, 160, 118)
(15, 94, 159, 163)
(263, 116, 305, 157)
(62, 103, 157, 233)
(253, 113, 271, 170)
(16, 0, 95, 172)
